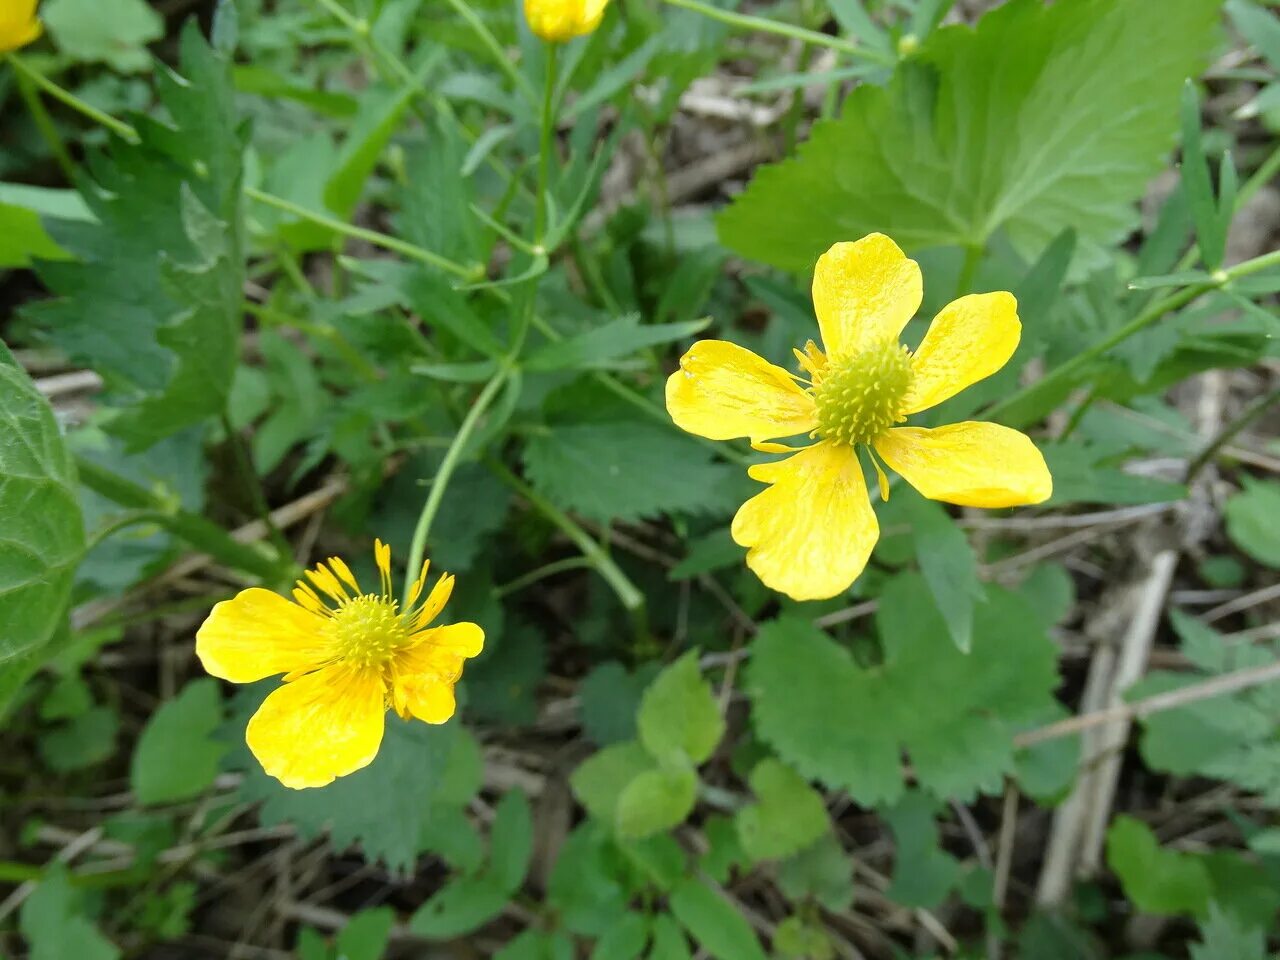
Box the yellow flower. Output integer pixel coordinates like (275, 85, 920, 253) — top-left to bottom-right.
(523, 0, 608, 42)
(196, 542, 483, 789)
(666, 233, 1052, 602)
(0, 0, 42, 53)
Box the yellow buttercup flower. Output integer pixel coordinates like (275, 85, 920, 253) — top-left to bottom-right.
(523, 0, 608, 42)
(0, 0, 42, 52)
(197, 542, 483, 789)
(666, 233, 1052, 602)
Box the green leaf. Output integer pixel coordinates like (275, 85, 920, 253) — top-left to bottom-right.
(410, 873, 510, 939)
(490, 790, 534, 893)
(883, 793, 962, 909)
(747, 578, 1058, 805)
(589, 912, 650, 960)
(0, 343, 84, 701)
(776, 833, 855, 913)
(43, 0, 163, 71)
(1106, 816, 1212, 916)
(131, 678, 227, 805)
(718, 0, 1222, 270)
(522, 419, 738, 524)
(27, 25, 245, 451)
(637, 651, 725, 766)
(615, 766, 698, 839)
(335, 909, 396, 960)
(231, 697, 481, 872)
(580, 661, 661, 746)
(0, 204, 69, 268)
(905, 495, 984, 653)
(1190, 904, 1268, 960)
(524, 316, 710, 372)
(1228, 0, 1280, 69)
(669, 878, 767, 960)
(1224, 478, 1280, 567)
(570, 740, 656, 824)
(647, 915, 693, 960)
(734, 759, 829, 863)
(324, 80, 423, 221)
(19, 865, 119, 960)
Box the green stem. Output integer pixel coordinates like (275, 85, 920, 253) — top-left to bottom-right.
(1185, 385, 1280, 482)
(535, 44, 558, 244)
(956, 242, 983, 298)
(403, 368, 513, 597)
(5, 54, 139, 141)
(244, 187, 479, 279)
(988, 247, 1280, 426)
(13, 67, 75, 180)
(76, 458, 287, 583)
(659, 0, 895, 64)
(83, 511, 170, 553)
(486, 459, 648, 636)
(442, 0, 538, 104)
(494, 556, 592, 597)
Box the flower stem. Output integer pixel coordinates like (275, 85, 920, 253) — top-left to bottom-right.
(403, 368, 513, 597)
(988, 247, 1280, 427)
(5, 53, 139, 142)
(659, 0, 895, 65)
(442, 0, 538, 104)
(486, 458, 649, 638)
(535, 43, 558, 244)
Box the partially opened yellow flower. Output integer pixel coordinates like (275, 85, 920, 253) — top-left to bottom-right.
(666, 233, 1052, 602)
(197, 542, 483, 789)
(524, 0, 607, 42)
(0, 0, 42, 52)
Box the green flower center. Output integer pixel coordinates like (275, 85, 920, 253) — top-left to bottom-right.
(327, 595, 408, 666)
(812, 340, 913, 446)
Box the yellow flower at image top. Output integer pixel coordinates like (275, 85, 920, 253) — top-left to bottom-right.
(197, 542, 483, 789)
(666, 232, 1053, 602)
(524, 0, 608, 42)
(0, 0, 42, 52)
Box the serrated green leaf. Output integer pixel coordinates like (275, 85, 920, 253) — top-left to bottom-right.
(43, 0, 163, 71)
(589, 911, 649, 960)
(669, 878, 767, 960)
(1224, 478, 1280, 567)
(1106, 816, 1212, 916)
(735, 759, 829, 863)
(26, 25, 244, 451)
(335, 908, 396, 960)
(229, 692, 480, 872)
(776, 833, 855, 913)
(580, 661, 660, 746)
(570, 740, 655, 824)
(1190, 905, 1268, 960)
(0, 343, 84, 692)
(522, 420, 738, 524)
(410, 873, 510, 939)
(637, 651, 725, 766)
(718, 0, 1221, 270)
(619, 834, 688, 892)
(131, 678, 227, 805)
(905, 495, 984, 653)
(19, 865, 119, 960)
(615, 766, 698, 839)
(490, 790, 534, 893)
(883, 792, 962, 909)
(747, 578, 1058, 805)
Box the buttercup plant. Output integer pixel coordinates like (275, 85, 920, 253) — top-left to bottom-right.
(523, 0, 609, 42)
(667, 233, 1053, 600)
(197, 542, 483, 789)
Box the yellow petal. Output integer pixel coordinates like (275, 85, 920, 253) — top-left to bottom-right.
(196, 588, 333, 683)
(410, 573, 455, 631)
(246, 663, 386, 789)
(0, 1, 41, 53)
(730, 441, 879, 601)
(391, 623, 482, 724)
(812, 234, 922, 360)
(874, 422, 1053, 508)
(903, 292, 1020, 414)
(666, 340, 817, 443)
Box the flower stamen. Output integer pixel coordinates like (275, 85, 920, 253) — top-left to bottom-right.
(811, 340, 913, 447)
